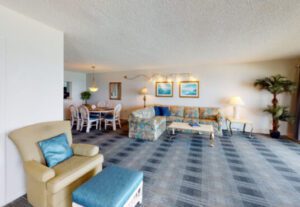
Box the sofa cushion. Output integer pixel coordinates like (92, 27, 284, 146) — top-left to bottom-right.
(199, 108, 219, 120)
(154, 116, 166, 129)
(184, 107, 199, 118)
(199, 119, 218, 127)
(170, 106, 184, 117)
(183, 118, 200, 124)
(47, 154, 103, 193)
(132, 107, 155, 119)
(38, 133, 73, 168)
(154, 106, 161, 116)
(166, 116, 184, 122)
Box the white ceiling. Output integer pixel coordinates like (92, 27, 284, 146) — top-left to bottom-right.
(1, 0, 300, 72)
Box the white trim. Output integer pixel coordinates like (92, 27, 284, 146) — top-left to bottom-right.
(0, 36, 6, 206)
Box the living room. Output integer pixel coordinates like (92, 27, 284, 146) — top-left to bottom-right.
(1, 1, 300, 207)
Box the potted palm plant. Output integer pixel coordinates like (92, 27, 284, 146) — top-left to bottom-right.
(81, 91, 92, 105)
(254, 74, 296, 138)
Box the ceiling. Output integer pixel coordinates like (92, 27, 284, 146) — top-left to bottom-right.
(1, 0, 300, 72)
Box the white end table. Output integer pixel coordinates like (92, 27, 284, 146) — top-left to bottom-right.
(226, 117, 253, 138)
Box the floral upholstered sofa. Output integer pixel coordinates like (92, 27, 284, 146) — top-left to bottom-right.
(128, 106, 223, 141)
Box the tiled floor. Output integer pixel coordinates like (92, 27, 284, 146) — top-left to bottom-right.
(5, 125, 300, 207)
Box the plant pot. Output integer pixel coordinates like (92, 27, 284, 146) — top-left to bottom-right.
(270, 130, 281, 138)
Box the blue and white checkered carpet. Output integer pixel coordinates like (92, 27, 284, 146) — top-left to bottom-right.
(6, 126, 300, 207)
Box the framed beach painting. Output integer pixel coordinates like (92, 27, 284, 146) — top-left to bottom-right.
(109, 82, 122, 100)
(156, 82, 173, 97)
(179, 81, 199, 98)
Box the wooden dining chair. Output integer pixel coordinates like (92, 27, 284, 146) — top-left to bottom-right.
(79, 105, 99, 133)
(69, 105, 81, 130)
(104, 104, 122, 131)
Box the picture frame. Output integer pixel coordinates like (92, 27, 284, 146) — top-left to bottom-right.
(155, 82, 173, 97)
(179, 81, 199, 98)
(64, 81, 72, 99)
(109, 82, 122, 100)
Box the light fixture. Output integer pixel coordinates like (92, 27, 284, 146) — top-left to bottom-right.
(140, 87, 148, 108)
(229, 96, 245, 119)
(89, 65, 98, 92)
(124, 73, 193, 83)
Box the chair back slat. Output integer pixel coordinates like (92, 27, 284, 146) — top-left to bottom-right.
(114, 104, 122, 118)
(69, 105, 79, 119)
(79, 105, 90, 120)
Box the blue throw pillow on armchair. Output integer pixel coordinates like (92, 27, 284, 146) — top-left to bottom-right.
(160, 106, 171, 116)
(38, 133, 73, 167)
(154, 106, 161, 116)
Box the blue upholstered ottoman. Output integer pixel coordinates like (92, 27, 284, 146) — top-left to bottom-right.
(72, 165, 143, 207)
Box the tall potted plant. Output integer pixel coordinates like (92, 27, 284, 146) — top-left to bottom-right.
(81, 91, 91, 105)
(254, 74, 296, 138)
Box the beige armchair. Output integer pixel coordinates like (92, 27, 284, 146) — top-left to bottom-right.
(9, 121, 103, 207)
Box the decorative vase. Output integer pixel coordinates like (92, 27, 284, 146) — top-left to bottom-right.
(270, 130, 281, 138)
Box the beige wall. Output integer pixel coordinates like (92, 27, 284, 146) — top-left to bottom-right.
(0, 5, 63, 205)
(86, 58, 299, 136)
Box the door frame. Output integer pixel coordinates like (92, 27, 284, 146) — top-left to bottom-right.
(0, 36, 7, 206)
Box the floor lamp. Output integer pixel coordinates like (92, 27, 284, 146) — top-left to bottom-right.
(229, 96, 245, 120)
(140, 87, 148, 108)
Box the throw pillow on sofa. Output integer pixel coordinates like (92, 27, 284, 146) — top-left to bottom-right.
(154, 106, 162, 116)
(160, 106, 171, 116)
(170, 106, 184, 117)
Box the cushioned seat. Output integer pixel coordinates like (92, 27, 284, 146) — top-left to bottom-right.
(154, 116, 166, 128)
(48, 154, 103, 193)
(104, 113, 114, 119)
(183, 118, 200, 123)
(167, 116, 184, 122)
(73, 165, 143, 207)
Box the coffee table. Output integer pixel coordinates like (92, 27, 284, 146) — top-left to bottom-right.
(167, 122, 215, 147)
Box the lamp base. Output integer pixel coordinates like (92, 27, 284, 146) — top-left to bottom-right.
(233, 106, 240, 120)
(143, 95, 146, 108)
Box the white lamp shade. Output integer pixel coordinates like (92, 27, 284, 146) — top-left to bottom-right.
(89, 86, 98, 92)
(229, 96, 245, 106)
(140, 87, 148, 95)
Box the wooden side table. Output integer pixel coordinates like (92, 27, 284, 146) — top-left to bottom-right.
(226, 117, 254, 137)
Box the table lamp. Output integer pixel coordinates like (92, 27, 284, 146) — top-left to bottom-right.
(229, 96, 244, 119)
(140, 87, 148, 108)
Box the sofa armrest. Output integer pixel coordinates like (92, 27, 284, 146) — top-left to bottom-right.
(72, 144, 99, 157)
(24, 160, 55, 182)
(129, 116, 156, 128)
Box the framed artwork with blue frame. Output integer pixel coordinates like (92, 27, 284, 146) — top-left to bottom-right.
(155, 82, 173, 97)
(179, 81, 199, 98)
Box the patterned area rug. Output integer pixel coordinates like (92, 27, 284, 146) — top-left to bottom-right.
(6, 125, 300, 207)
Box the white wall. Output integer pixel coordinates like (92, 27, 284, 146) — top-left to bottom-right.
(0, 5, 63, 205)
(64, 70, 86, 119)
(87, 59, 298, 135)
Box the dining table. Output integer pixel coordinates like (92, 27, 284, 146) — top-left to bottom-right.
(89, 107, 114, 120)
